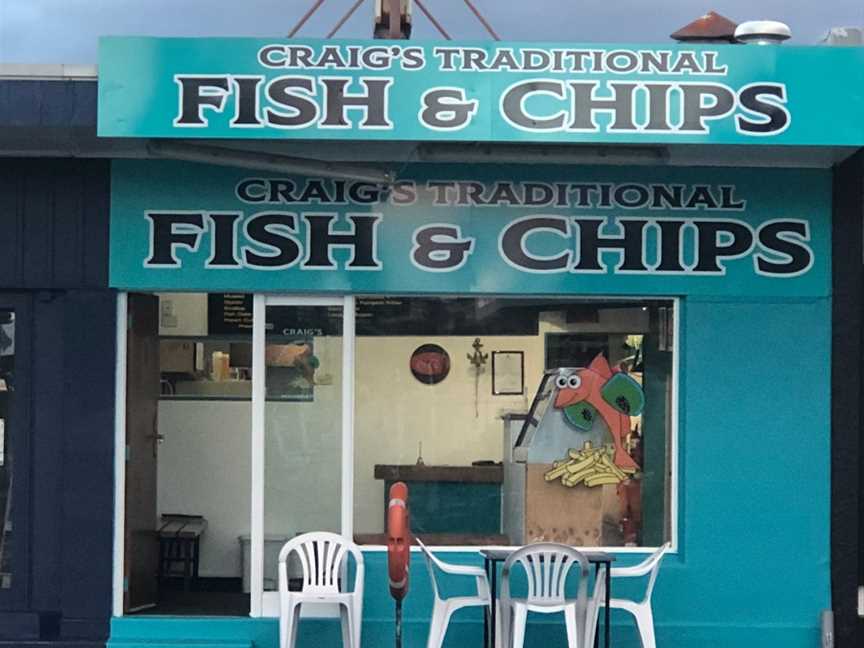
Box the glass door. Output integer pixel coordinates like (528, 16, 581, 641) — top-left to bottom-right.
(251, 295, 354, 616)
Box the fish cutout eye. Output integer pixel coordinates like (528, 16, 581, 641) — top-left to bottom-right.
(555, 375, 569, 389)
(567, 375, 582, 389)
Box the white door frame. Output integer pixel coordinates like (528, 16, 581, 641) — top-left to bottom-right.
(112, 292, 128, 617)
(250, 294, 356, 617)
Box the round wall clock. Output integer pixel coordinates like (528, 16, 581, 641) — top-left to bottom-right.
(410, 344, 451, 385)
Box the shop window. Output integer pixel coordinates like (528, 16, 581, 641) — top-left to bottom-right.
(352, 298, 675, 548)
(0, 311, 13, 588)
(122, 293, 675, 618)
(262, 301, 344, 592)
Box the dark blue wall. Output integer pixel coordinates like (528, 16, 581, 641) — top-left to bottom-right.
(831, 152, 864, 647)
(0, 79, 96, 128)
(0, 158, 108, 290)
(0, 158, 113, 647)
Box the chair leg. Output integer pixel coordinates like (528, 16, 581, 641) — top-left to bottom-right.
(494, 601, 503, 648)
(353, 603, 362, 648)
(281, 601, 301, 648)
(428, 600, 459, 648)
(427, 600, 446, 648)
(633, 605, 656, 648)
(499, 601, 513, 648)
(510, 606, 528, 648)
(564, 606, 579, 648)
(340, 604, 355, 648)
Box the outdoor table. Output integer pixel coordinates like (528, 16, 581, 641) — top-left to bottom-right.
(481, 548, 614, 648)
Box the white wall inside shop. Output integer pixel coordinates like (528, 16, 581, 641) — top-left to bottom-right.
(157, 401, 251, 578)
(154, 293, 651, 576)
(354, 334, 533, 534)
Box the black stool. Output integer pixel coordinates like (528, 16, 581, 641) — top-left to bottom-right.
(158, 514, 208, 592)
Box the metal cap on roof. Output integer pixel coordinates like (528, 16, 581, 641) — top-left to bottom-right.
(734, 20, 792, 44)
(670, 11, 738, 43)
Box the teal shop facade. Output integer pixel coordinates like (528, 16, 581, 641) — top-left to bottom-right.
(0, 35, 854, 648)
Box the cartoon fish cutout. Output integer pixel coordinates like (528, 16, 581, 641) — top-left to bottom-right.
(553, 354, 641, 473)
(562, 401, 598, 431)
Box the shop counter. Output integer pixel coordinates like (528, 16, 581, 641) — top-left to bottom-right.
(374, 464, 503, 541)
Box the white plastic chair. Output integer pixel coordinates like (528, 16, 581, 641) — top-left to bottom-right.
(277, 532, 364, 648)
(604, 542, 670, 648)
(416, 538, 492, 648)
(500, 543, 599, 648)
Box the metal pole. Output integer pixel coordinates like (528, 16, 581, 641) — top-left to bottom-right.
(414, 0, 451, 39)
(327, 0, 366, 38)
(462, 0, 500, 40)
(395, 599, 403, 648)
(288, 0, 326, 37)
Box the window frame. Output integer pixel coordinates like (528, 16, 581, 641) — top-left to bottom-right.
(112, 292, 679, 618)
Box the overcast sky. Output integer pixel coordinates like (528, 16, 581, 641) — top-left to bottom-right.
(1, 0, 863, 63)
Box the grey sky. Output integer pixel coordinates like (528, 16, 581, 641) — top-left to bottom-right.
(1, 0, 863, 64)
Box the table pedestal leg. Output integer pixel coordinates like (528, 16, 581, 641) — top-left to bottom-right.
(484, 557, 490, 648)
(604, 563, 611, 648)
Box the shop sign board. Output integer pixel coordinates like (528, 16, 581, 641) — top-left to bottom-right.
(109, 160, 829, 298)
(98, 37, 864, 145)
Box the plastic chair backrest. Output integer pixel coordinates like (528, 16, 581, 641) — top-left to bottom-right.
(640, 542, 669, 604)
(502, 542, 590, 606)
(416, 538, 444, 600)
(278, 532, 364, 595)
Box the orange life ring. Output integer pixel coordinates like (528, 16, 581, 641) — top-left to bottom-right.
(387, 481, 411, 601)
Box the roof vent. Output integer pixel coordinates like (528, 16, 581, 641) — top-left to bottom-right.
(734, 20, 791, 44)
(671, 11, 738, 43)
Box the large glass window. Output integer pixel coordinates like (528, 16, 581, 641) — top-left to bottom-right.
(353, 298, 675, 548)
(0, 311, 14, 588)
(120, 293, 676, 618)
(262, 302, 344, 592)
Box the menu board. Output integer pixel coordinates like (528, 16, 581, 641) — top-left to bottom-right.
(208, 293, 253, 335)
(206, 294, 540, 337)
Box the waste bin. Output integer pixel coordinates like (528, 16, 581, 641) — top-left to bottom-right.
(238, 534, 295, 593)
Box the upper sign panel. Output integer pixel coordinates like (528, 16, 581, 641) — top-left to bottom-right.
(98, 37, 864, 145)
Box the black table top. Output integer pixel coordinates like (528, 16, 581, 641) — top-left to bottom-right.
(481, 548, 615, 563)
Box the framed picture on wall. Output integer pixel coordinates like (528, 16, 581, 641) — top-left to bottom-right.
(492, 351, 524, 396)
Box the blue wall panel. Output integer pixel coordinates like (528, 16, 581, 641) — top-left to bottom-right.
(0, 80, 97, 128)
(0, 158, 114, 645)
(0, 158, 109, 290)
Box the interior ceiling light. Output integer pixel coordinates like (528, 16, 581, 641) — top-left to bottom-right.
(146, 141, 396, 184)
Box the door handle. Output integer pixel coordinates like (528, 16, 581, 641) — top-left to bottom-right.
(146, 431, 165, 458)
(149, 410, 162, 458)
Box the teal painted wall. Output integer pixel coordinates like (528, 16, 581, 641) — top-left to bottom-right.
(109, 295, 831, 647)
